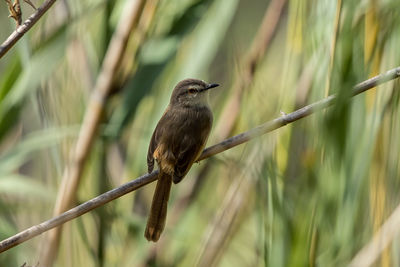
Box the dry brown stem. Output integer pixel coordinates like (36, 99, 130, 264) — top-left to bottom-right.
(39, 1, 146, 266)
(215, 0, 287, 140)
(349, 202, 400, 267)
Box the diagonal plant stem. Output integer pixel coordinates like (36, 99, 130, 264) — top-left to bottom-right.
(186, 1, 288, 264)
(1, 0, 57, 58)
(214, 0, 287, 140)
(199, 67, 400, 160)
(349, 201, 400, 267)
(39, 1, 146, 266)
(0, 65, 399, 254)
(195, 146, 263, 267)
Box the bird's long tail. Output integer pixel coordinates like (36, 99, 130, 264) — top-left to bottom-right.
(145, 171, 172, 242)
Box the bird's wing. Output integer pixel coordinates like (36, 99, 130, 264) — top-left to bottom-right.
(147, 127, 158, 173)
(147, 107, 174, 173)
(173, 126, 211, 184)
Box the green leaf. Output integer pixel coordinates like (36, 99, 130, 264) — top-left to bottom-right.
(0, 126, 78, 173)
(0, 174, 55, 201)
(0, 26, 67, 140)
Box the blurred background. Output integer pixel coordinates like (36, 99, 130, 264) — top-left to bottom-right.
(1, 0, 400, 266)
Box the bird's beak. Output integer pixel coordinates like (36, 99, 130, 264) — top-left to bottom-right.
(201, 83, 219, 92)
(207, 83, 219, 89)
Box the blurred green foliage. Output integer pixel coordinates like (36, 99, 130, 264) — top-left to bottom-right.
(0, 0, 400, 266)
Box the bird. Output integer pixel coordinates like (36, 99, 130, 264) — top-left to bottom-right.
(145, 78, 219, 242)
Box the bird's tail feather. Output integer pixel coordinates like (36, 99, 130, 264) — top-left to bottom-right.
(144, 172, 172, 242)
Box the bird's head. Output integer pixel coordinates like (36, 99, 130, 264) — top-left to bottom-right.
(170, 78, 219, 107)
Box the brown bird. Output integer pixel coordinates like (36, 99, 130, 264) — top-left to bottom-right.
(145, 78, 219, 242)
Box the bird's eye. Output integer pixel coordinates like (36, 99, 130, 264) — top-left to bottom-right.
(188, 88, 197, 94)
